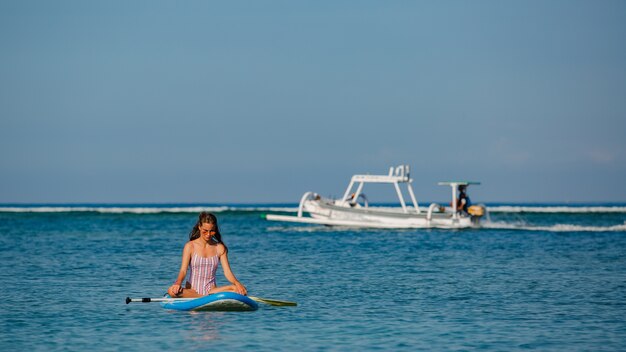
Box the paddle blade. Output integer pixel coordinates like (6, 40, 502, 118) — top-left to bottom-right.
(248, 296, 297, 306)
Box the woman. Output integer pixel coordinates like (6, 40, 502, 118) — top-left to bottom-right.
(167, 212, 247, 298)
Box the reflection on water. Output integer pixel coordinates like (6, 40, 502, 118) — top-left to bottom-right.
(186, 312, 223, 342)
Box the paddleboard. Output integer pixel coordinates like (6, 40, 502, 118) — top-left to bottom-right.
(160, 292, 258, 311)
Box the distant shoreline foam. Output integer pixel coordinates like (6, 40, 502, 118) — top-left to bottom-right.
(0, 206, 296, 214)
(0, 204, 625, 214)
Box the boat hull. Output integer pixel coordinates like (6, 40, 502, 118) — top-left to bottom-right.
(267, 200, 479, 229)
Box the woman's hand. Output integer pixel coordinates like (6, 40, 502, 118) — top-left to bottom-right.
(168, 284, 183, 297)
(233, 281, 247, 295)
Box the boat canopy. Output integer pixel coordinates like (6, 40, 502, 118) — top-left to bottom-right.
(342, 165, 420, 214)
(437, 181, 481, 186)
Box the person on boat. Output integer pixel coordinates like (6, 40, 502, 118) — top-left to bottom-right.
(457, 185, 471, 213)
(167, 212, 247, 298)
(347, 193, 356, 207)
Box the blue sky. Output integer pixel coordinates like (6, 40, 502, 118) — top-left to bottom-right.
(1, 1, 625, 203)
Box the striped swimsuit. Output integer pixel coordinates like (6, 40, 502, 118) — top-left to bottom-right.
(187, 253, 219, 296)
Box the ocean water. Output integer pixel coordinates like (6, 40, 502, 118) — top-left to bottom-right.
(1, 204, 625, 351)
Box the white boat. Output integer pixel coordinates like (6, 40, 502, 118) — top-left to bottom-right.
(265, 165, 486, 229)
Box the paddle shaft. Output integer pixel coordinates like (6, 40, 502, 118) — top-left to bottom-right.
(126, 297, 195, 304)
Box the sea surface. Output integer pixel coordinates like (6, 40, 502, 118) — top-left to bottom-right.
(1, 203, 625, 351)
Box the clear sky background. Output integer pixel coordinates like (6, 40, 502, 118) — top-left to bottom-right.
(1, 1, 625, 204)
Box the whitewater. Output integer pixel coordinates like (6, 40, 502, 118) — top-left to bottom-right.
(1, 203, 625, 233)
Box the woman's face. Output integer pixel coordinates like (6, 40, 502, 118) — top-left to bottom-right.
(198, 222, 216, 242)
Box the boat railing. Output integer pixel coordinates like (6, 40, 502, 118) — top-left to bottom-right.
(426, 203, 441, 221)
(297, 192, 319, 217)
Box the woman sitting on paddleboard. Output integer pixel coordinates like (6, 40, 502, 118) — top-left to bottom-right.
(168, 212, 247, 298)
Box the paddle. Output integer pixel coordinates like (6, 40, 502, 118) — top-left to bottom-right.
(125, 295, 297, 306)
(126, 297, 194, 304)
(248, 296, 297, 306)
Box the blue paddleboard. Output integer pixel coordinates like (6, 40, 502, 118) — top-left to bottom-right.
(160, 292, 258, 311)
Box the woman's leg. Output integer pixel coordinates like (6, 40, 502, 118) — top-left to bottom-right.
(207, 284, 238, 294)
(168, 283, 202, 298)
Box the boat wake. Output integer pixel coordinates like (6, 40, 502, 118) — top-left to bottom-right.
(482, 221, 626, 232)
(487, 206, 626, 213)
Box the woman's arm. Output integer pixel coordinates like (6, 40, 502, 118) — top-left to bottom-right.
(218, 244, 247, 295)
(169, 243, 192, 294)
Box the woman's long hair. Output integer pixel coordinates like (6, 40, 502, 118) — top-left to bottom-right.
(189, 212, 224, 247)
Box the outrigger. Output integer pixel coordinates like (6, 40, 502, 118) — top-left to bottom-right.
(265, 165, 486, 229)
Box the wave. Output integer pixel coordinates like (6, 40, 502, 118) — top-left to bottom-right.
(482, 221, 626, 232)
(372, 205, 626, 214)
(2, 205, 624, 232)
(0, 206, 299, 214)
(1, 204, 625, 214)
(486, 206, 626, 213)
